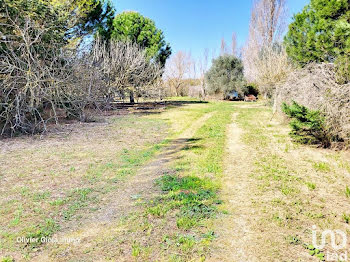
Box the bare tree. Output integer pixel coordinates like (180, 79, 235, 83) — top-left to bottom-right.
(164, 51, 192, 96)
(220, 38, 229, 56)
(94, 39, 162, 104)
(249, 0, 287, 47)
(198, 48, 209, 97)
(231, 32, 238, 56)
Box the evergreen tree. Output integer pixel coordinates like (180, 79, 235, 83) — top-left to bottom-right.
(110, 11, 172, 67)
(205, 55, 245, 99)
(284, 0, 350, 66)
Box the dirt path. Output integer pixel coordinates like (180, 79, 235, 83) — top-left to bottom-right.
(33, 111, 215, 261)
(210, 104, 350, 261)
(90, 110, 216, 223)
(209, 111, 259, 262)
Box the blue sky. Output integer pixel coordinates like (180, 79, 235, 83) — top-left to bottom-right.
(112, 0, 309, 60)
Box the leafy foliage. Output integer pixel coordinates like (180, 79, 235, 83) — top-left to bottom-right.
(74, 0, 115, 40)
(0, 0, 69, 49)
(282, 101, 330, 147)
(205, 55, 245, 98)
(285, 0, 350, 66)
(0, 0, 115, 48)
(111, 11, 172, 67)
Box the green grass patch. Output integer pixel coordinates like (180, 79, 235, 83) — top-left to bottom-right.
(312, 161, 331, 173)
(62, 188, 93, 220)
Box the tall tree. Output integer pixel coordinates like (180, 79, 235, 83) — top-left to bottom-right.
(242, 0, 290, 97)
(249, 0, 288, 47)
(285, 0, 350, 66)
(0, 0, 70, 53)
(111, 11, 172, 68)
(164, 51, 192, 96)
(73, 0, 115, 40)
(231, 32, 238, 56)
(220, 38, 229, 55)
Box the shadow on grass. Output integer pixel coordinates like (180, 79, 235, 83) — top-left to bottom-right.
(112, 100, 209, 115)
(156, 138, 202, 160)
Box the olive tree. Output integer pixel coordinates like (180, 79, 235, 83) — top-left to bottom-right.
(205, 55, 245, 99)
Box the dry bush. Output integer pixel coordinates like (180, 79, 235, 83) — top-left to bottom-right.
(0, 17, 71, 135)
(275, 63, 350, 146)
(243, 44, 293, 98)
(92, 39, 162, 103)
(188, 85, 205, 99)
(0, 15, 163, 136)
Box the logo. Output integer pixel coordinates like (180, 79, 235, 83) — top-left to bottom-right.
(312, 225, 348, 261)
(312, 225, 347, 250)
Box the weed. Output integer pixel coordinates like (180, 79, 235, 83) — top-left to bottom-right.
(343, 213, 350, 224)
(157, 175, 213, 192)
(176, 235, 196, 251)
(201, 231, 216, 241)
(153, 174, 219, 230)
(49, 199, 66, 206)
(281, 185, 298, 196)
(63, 188, 93, 220)
(313, 162, 331, 173)
(285, 235, 301, 245)
(306, 182, 316, 190)
(1, 257, 14, 262)
(131, 242, 141, 257)
(33, 191, 51, 202)
(176, 217, 197, 229)
(305, 244, 325, 261)
(345, 186, 350, 198)
(146, 205, 169, 218)
(25, 218, 59, 248)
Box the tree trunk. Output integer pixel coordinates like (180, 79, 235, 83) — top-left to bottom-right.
(129, 91, 135, 104)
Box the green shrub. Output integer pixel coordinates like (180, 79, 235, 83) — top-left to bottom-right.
(282, 101, 330, 147)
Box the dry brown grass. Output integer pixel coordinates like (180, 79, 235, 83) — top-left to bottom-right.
(0, 100, 220, 261)
(0, 108, 168, 260)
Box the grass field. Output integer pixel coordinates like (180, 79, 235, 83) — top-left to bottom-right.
(1, 100, 350, 261)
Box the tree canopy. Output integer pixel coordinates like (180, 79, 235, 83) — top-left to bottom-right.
(205, 55, 245, 98)
(284, 0, 350, 66)
(0, 0, 115, 48)
(110, 11, 172, 67)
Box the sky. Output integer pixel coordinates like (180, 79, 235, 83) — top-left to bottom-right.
(112, 0, 309, 61)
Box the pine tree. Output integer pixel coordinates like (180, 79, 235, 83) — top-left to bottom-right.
(284, 0, 350, 66)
